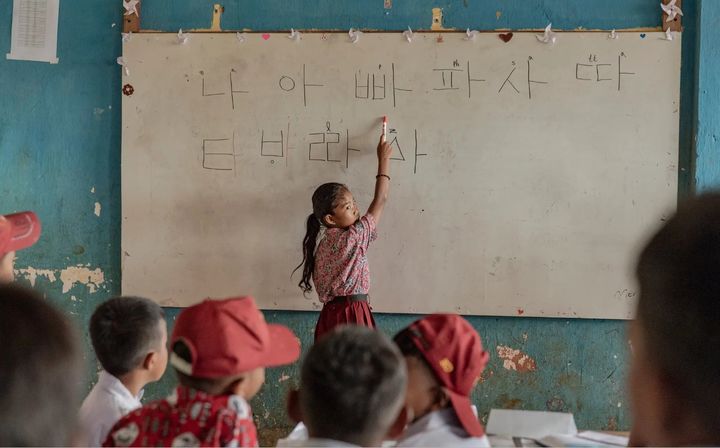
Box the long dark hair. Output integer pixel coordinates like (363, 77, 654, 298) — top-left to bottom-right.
(293, 182, 347, 294)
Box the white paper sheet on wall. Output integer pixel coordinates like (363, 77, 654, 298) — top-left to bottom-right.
(6, 0, 60, 63)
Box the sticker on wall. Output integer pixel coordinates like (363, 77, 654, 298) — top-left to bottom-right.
(498, 32, 513, 43)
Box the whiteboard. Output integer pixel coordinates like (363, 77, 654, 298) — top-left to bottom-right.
(121, 32, 680, 319)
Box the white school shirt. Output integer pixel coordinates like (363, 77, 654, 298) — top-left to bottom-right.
(79, 371, 143, 447)
(396, 408, 491, 447)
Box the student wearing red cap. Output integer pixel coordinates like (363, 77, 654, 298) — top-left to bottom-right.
(0, 211, 41, 283)
(103, 296, 301, 447)
(393, 314, 491, 447)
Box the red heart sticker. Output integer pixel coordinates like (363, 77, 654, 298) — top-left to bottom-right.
(498, 32, 513, 43)
(262, 33, 271, 40)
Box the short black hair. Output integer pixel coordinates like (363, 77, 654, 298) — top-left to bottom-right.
(300, 326, 407, 446)
(635, 193, 720, 438)
(0, 284, 82, 446)
(171, 340, 242, 394)
(90, 296, 165, 377)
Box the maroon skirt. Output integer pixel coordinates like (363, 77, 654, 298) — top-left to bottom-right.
(314, 295, 376, 342)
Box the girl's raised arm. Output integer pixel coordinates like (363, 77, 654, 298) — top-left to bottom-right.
(367, 134, 392, 225)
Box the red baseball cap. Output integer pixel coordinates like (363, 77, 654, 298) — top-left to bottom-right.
(170, 296, 301, 378)
(0, 212, 41, 254)
(406, 314, 490, 437)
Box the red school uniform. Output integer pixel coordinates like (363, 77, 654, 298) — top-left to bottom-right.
(313, 213, 378, 341)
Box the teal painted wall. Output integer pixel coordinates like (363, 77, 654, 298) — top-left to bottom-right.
(695, 0, 720, 192)
(0, 0, 704, 445)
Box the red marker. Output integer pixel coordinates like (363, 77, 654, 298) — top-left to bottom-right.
(382, 116, 388, 141)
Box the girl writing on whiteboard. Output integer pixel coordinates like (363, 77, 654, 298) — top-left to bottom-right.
(294, 131, 392, 342)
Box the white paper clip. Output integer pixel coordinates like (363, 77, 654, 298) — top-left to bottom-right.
(536, 23, 557, 44)
(177, 29, 190, 45)
(123, 0, 139, 16)
(608, 29, 618, 40)
(121, 32, 132, 43)
(464, 28, 480, 41)
(403, 26, 414, 43)
(348, 28, 363, 43)
(117, 57, 129, 76)
(663, 28, 674, 41)
(661, 0, 683, 22)
(288, 28, 302, 42)
(236, 32, 247, 43)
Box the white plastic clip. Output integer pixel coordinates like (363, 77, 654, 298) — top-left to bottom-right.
(402, 26, 414, 43)
(177, 29, 190, 45)
(288, 28, 302, 42)
(464, 28, 480, 41)
(349, 28, 363, 43)
(117, 57, 130, 76)
(536, 23, 557, 44)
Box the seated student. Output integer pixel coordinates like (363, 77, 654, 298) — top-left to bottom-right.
(285, 326, 409, 447)
(0, 284, 83, 446)
(393, 314, 491, 447)
(0, 211, 41, 283)
(629, 193, 720, 447)
(104, 296, 301, 447)
(79, 296, 169, 446)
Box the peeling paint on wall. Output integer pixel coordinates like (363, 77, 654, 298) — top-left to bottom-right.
(496, 345, 537, 372)
(15, 267, 57, 287)
(94, 202, 102, 217)
(61, 265, 105, 293)
(14, 264, 106, 294)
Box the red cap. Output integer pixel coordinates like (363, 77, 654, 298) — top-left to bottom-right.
(0, 212, 41, 254)
(170, 296, 301, 378)
(407, 314, 490, 437)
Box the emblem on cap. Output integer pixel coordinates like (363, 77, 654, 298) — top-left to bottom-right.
(439, 358, 454, 373)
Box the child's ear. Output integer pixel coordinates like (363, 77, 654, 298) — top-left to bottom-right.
(323, 214, 336, 227)
(386, 405, 413, 440)
(143, 351, 157, 371)
(287, 389, 303, 424)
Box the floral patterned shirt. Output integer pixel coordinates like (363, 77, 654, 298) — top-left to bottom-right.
(313, 214, 378, 304)
(103, 386, 258, 447)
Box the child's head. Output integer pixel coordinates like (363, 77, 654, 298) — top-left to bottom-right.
(0, 211, 42, 284)
(0, 284, 82, 446)
(169, 296, 300, 399)
(394, 314, 489, 437)
(90, 296, 168, 382)
(295, 182, 357, 293)
(630, 193, 720, 446)
(289, 326, 408, 447)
